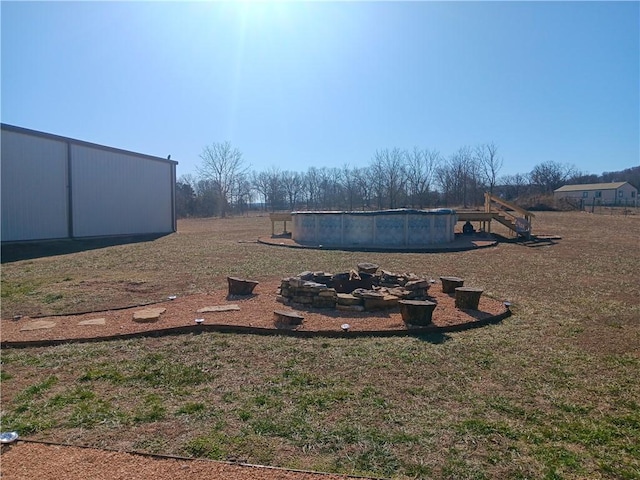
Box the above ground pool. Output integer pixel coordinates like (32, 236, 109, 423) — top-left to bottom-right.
(291, 209, 457, 248)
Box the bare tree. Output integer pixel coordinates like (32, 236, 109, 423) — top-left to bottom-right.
(353, 167, 373, 210)
(498, 173, 529, 201)
(435, 161, 454, 207)
(280, 170, 304, 210)
(193, 179, 219, 217)
(197, 141, 248, 217)
(437, 147, 479, 207)
(231, 173, 252, 215)
(405, 147, 441, 207)
(369, 159, 386, 209)
(175, 174, 196, 218)
(303, 167, 321, 210)
(307, 167, 343, 210)
(529, 161, 580, 194)
(405, 148, 423, 207)
(475, 142, 503, 194)
(342, 165, 361, 211)
(325, 167, 344, 209)
(372, 148, 407, 209)
(250, 171, 270, 211)
(252, 167, 285, 211)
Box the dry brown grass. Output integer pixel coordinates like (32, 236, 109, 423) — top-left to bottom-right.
(2, 211, 639, 479)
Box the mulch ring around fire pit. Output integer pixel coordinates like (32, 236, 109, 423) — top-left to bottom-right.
(0, 279, 510, 348)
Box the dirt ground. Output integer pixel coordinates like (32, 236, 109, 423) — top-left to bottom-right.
(2, 212, 638, 479)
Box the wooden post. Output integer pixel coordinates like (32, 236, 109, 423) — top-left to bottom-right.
(269, 213, 293, 237)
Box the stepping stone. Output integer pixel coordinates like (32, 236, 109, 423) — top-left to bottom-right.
(133, 307, 166, 323)
(20, 320, 56, 331)
(78, 318, 106, 326)
(197, 304, 240, 313)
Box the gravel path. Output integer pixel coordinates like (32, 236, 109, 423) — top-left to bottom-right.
(0, 442, 369, 480)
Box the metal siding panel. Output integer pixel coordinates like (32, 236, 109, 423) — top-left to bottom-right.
(1, 130, 69, 241)
(621, 184, 636, 197)
(71, 145, 173, 237)
(603, 190, 615, 203)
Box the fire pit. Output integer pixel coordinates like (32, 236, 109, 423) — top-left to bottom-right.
(277, 265, 433, 312)
(331, 271, 375, 293)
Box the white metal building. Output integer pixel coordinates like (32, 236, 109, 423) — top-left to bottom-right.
(1, 124, 177, 242)
(554, 182, 638, 207)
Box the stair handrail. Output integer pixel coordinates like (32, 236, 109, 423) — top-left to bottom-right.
(485, 192, 534, 238)
(484, 192, 535, 219)
(493, 207, 519, 222)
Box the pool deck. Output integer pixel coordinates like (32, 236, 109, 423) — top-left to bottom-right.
(258, 233, 498, 253)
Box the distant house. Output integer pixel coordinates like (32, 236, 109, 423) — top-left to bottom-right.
(554, 182, 637, 207)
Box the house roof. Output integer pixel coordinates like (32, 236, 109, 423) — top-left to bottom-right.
(554, 182, 631, 193)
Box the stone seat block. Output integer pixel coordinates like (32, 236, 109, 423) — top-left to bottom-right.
(227, 277, 259, 296)
(399, 300, 436, 326)
(454, 287, 483, 310)
(440, 276, 464, 294)
(274, 310, 304, 326)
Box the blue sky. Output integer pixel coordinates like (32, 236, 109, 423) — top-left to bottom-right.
(2, 1, 638, 179)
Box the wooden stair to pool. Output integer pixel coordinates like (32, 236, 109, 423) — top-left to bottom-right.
(457, 193, 534, 238)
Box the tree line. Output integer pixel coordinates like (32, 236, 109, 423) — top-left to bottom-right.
(175, 141, 639, 218)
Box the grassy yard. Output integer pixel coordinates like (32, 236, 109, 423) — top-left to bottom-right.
(1, 212, 639, 479)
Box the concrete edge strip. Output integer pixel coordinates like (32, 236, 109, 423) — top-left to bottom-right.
(1, 311, 512, 349)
